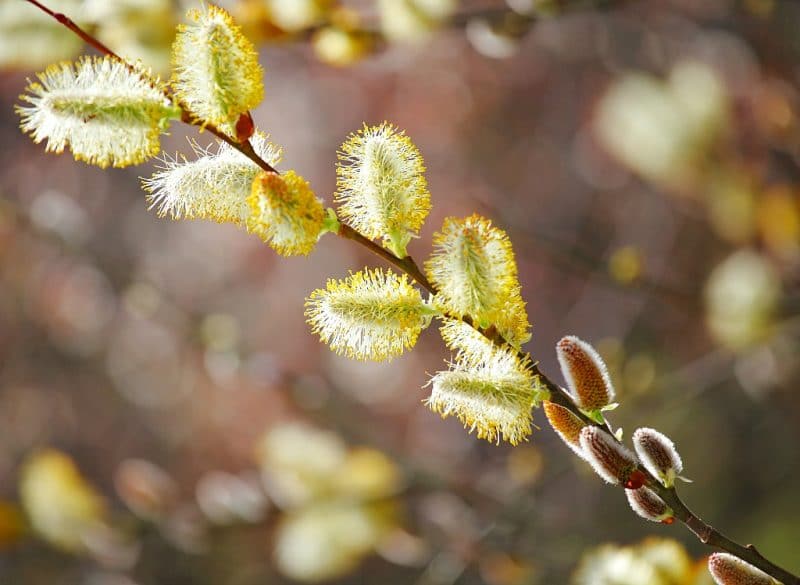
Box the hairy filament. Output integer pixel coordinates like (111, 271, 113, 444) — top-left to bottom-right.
(142, 132, 282, 224)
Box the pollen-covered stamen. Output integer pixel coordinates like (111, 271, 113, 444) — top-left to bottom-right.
(632, 427, 684, 488)
(171, 4, 264, 131)
(247, 170, 326, 256)
(625, 487, 674, 524)
(543, 401, 588, 459)
(335, 122, 430, 254)
(17, 56, 176, 168)
(579, 427, 638, 485)
(438, 318, 499, 365)
(708, 553, 776, 585)
(305, 268, 433, 361)
(426, 215, 530, 346)
(142, 133, 282, 225)
(556, 336, 615, 411)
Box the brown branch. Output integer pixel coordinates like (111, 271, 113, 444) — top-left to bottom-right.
(656, 486, 799, 584)
(23, 0, 799, 582)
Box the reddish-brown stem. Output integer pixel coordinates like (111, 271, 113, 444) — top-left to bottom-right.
(23, 1, 800, 582)
(24, 0, 121, 58)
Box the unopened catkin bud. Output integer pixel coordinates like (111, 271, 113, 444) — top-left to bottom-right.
(632, 427, 683, 488)
(556, 336, 615, 412)
(579, 427, 637, 486)
(625, 487, 674, 524)
(708, 553, 776, 585)
(543, 401, 587, 459)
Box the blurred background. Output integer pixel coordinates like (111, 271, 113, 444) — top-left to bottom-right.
(1, 0, 799, 583)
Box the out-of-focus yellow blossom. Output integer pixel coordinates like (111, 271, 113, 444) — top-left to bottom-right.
(332, 448, 404, 500)
(378, 0, 457, 43)
(265, 0, 333, 32)
(608, 246, 644, 285)
(313, 26, 374, 67)
(594, 61, 728, 189)
(572, 538, 702, 585)
(706, 170, 757, 244)
(757, 185, 800, 260)
(258, 424, 404, 582)
(0, 0, 83, 69)
(84, 0, 176, 75)
(704, 249, 780, 350)
(275, 501, 395, 582)
(20, 449, 106, 552)
(480, 552, 538, 585)
(257, 423, 348, 508)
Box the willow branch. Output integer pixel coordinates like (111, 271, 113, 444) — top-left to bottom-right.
(27, 0, 799, 581)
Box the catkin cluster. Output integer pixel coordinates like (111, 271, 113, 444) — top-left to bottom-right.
(16, 5, 791, 584)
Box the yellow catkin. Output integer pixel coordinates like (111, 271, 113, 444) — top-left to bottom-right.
(305, 268, 432, 361)
(171, 4, 264, 131)
(335, 122, 430, 253)
(247, 170, 326, 256)
(426, 214, 530, 346)
(17, 56, 174, 168)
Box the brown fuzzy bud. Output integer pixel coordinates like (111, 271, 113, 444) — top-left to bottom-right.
(578, 427, 637, 485)
(556, 336, 615, 411)
(543, 401, 588, 459)
(633, 427, 683, 488)
(625, 487, 674, 524)
(708, 553, 776, 585)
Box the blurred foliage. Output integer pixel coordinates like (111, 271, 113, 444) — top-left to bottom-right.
(1, 0, 800, 583)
